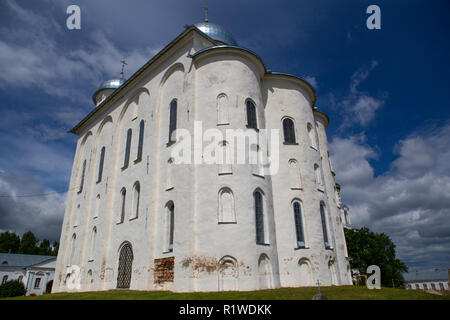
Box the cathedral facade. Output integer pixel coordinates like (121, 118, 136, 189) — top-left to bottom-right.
(52, 21, 353, 293)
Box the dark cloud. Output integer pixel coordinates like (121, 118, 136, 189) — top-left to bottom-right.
(0, 172, 65, 242)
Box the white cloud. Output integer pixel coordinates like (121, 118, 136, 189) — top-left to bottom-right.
(330, 122, 450, 277)
(339, 61, 385, 128)
(0, 1, 162, 100)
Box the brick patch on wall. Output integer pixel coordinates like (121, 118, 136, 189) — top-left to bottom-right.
(154, 257, 174, 284)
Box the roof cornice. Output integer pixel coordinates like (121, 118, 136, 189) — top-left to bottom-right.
(264, 72, 317, 107)
(313, 108, 330, 128)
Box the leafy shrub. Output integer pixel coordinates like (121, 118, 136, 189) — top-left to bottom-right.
(0, 280, 27, 298)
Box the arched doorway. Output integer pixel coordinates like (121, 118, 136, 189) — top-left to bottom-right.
(298, 258, 314, 286)
(328, 259, 338, 285)
(45, 280, 53, 294)
(117, 242, 133, 289)
(258, 254, 273, 289)
(218, 256, 238, 291)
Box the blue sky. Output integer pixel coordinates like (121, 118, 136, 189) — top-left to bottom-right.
(0, 0, 449, 281)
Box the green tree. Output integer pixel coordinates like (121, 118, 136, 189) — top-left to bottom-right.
(0, 280, 26, 298)
(0, 231, 21, 253)
(51, 241, 59, 256)
(38, 239, 52, 255)
(344, 227, 408, 287)
(18, 231, 39, 254)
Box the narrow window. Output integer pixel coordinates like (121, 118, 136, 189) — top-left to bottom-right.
(94, 194, 100, 218)
(167, 202, 174, 252)
(254, 191, 265, 244)
(251, 145, 264, 177)
(217, 94, 229, 125)
(283, 118, 296, 143)
(2, 275, 8, 284)
(74, 204, 80, 227)
(169, 99, 177, 142)
(293, 201, 305, 248)
(218, 187, 236, 223)
(89, 227, 97, 261)
(79, 159, 86, 192)
(136, 120, 144, 160)
(166, 158, 174, 190)
(246, 100, 257, 129)
(320, 204, 330, 249)
(218, 141, 232, 175)
(289, 159, 302, 189)
(314, 164, 323, 189)
(439, 283, 445, 290)
(119, 188, 126, 223)
(69, 233, 76, 266)
(423, 283, 428, 290)
(123, 129, 132, 167)
(307, 123, 317, 149)
(132, 182, 140, 219)
(34, 278, 41, 288)
(97, 147, 105, 183)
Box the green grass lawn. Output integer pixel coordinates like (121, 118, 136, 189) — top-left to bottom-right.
(4, 286, 449, 300)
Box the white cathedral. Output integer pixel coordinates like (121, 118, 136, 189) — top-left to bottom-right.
(53, 20, 353, 293)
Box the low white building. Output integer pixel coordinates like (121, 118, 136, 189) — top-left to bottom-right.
(0, 253, 56, 296)
(53, 20, 353, 293)
(406, 279, 449, 292)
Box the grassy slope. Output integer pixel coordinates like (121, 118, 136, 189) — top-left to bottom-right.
(5, 286, 450, 300)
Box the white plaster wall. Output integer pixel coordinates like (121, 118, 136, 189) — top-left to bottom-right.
(53, 30, 352, 293)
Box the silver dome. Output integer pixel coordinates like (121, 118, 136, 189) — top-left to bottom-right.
(97, 78, 125, 91)
(194, 22, 237, 46)
(92, 78, 125, 104)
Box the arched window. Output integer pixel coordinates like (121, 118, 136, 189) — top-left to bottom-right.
(89, 227, 97, 261)
(169, 99, 177, 142)
(117, 242, 133, 289)
(251, 145, 264, 177)
(218, 187, 236, 223)
(87, 270, 93, 288)
(69, 233, 76, 266)
(123, 129, 132, 167)
(119, 188, 126, 223)
(94, 194, 100, 218)
(74, 204, 80, 227)
(246, 100, 257, 129)
(320, 203, 330, 249)
(258, 254, 273, 289)
(217, 94, 229, 125)
(283, 118, 296, 143)
(307, 123, 317, 149)
(136, 120, 144, 160)
(293, 201, 305, 248)
(218, 141, 232, 175)
(78, 159, 86, 193)
(166, 158, 174, 190)
(131, 182, 140, 219)
(254, 190, 266, 244)
(166, 202, 175, 252)
(96, 147, 105, 183)
(314, 164, 323, 189)
(288, 159, 302, 189)
(218, 256, 238, 291)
